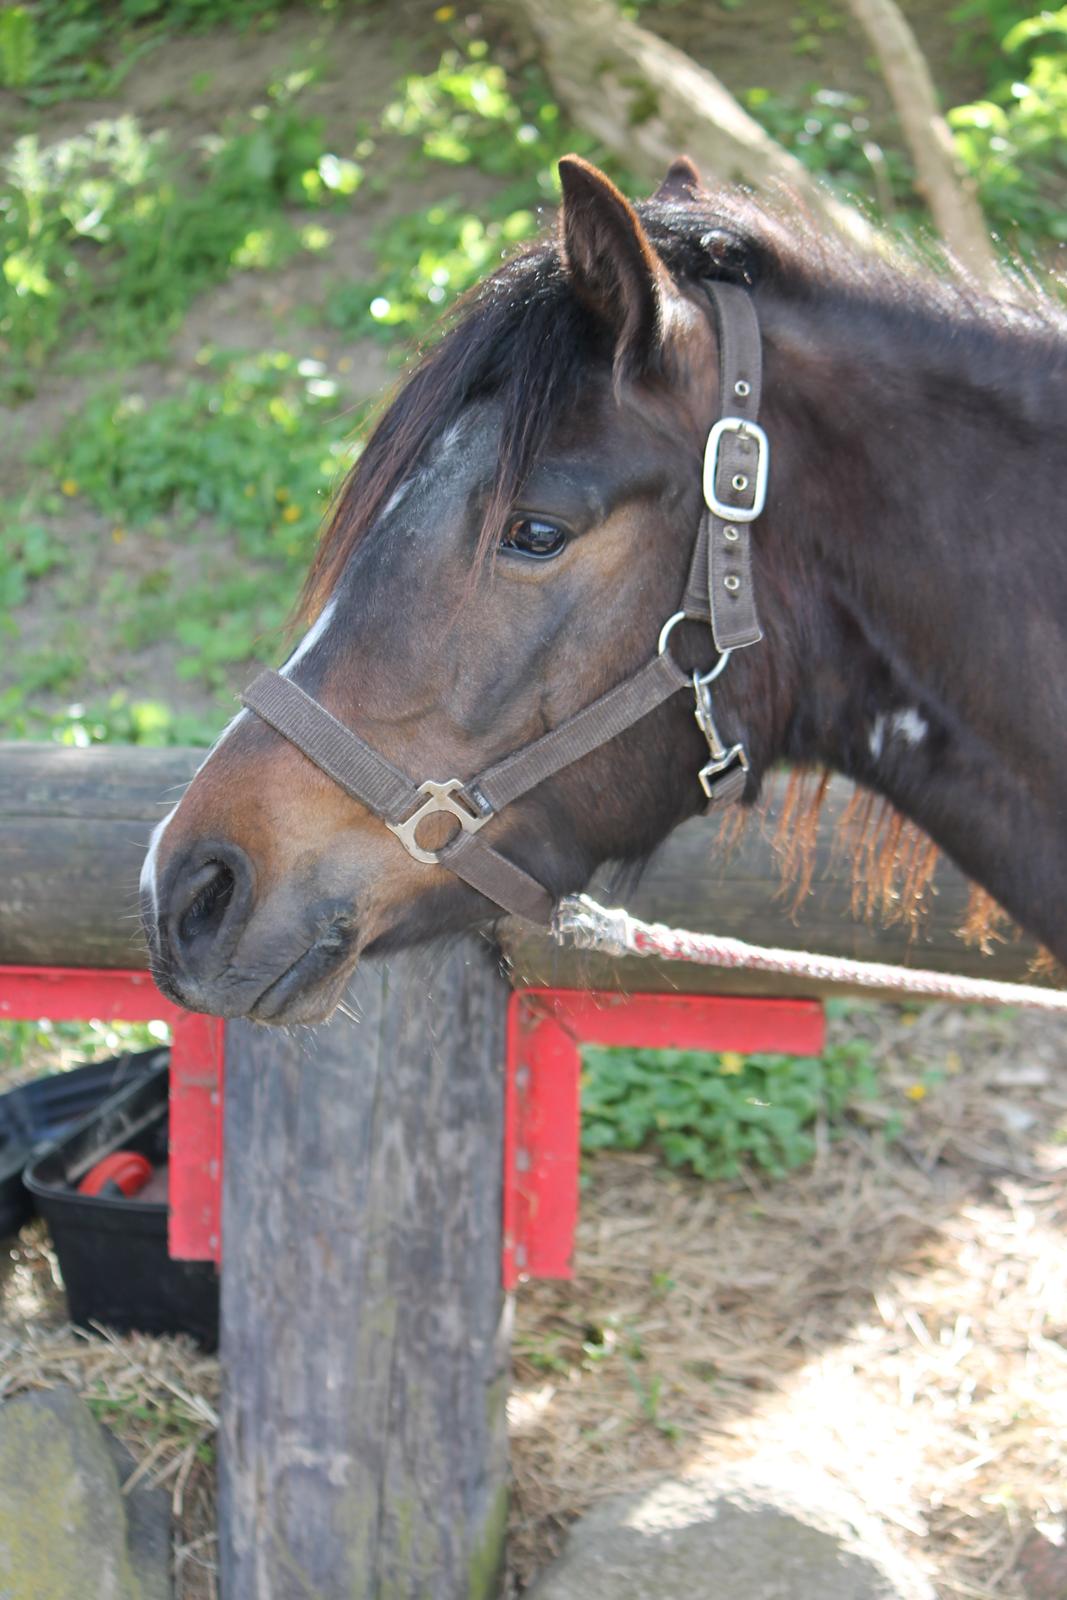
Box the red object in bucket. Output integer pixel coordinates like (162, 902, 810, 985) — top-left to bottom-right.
(78, 1150, 153, 1199)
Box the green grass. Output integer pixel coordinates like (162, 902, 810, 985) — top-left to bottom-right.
(0, 347, 362, 734)
(0, 0, 295, 102)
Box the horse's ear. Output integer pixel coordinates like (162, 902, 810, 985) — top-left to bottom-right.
(558, 154, 674, 375)
(652, 156, 703, 205)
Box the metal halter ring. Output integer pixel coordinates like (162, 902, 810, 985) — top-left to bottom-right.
(657, 611, 733, 685)
(385, 778, 488, 866)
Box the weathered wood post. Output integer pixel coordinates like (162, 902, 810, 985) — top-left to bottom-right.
(217, 938, 512, 1600)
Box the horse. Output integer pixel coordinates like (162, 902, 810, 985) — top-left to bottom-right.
(139, 154, 1067, 1024)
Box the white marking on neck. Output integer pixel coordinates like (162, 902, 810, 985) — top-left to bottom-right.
(869, 706, 928, 762)
(890, 707, 928, 746)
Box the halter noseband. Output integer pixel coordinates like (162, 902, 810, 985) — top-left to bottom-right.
(239, 281, 768, 926)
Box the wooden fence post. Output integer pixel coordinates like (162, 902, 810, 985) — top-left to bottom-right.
(217, 937, 511, 1600)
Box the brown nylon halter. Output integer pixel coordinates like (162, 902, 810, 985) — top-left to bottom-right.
(240, 281, 769, 926)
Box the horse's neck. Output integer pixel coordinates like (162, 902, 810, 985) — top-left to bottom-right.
(765, 296, 1067, 961)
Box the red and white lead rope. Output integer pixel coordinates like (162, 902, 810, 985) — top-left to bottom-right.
(552, 895, 1067, 1012)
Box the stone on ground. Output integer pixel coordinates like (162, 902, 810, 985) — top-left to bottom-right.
(529, 1459, 935, 1600)
(1018, 1526, 1067, 1600)
(0, 1384, 170, 1600)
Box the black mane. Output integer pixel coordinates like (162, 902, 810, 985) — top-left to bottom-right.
(299, 188, 1066, 618)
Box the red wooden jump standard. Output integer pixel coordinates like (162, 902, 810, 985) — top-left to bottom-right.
(0, 965, 224, 1260)
(0, 966, 823, 1282)
(502, 989, 824, 1287)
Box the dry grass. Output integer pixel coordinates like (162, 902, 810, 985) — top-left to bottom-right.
(509, 1001, 1067, 1598)
(2, 1000, 1065, 1598)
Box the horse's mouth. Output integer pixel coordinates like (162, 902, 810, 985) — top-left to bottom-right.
(148, 918, 360, 1024)
(248, 925, 360, 1024)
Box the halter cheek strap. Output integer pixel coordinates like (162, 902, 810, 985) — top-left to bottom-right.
(239, 281, 769, 926)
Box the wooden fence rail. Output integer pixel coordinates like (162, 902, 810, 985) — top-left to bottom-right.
(0, 742, 1043, 997)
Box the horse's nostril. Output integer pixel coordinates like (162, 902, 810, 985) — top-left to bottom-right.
(177, 859, 236, 948)
(180, 864, 234, 945)
(161, 839, 253, 988)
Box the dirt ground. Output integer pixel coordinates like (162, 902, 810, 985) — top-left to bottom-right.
(3, 996, 1065, 1598)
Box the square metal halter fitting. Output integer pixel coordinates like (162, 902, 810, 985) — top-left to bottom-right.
(703, 417, 769, 523)
(386, 779, 488, 865)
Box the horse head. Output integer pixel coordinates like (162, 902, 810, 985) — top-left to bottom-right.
(141, 157, 772, 1020)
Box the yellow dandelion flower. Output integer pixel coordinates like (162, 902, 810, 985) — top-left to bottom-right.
(434, 4, 455, 18)
(111, 526, 126, 544)
(275, 486, 290, 503)
(60, 478, 79, 496)
(905, 1083, 927, 1101)
(281, 504, 301, 523)
(719, 1051, 745, 1075)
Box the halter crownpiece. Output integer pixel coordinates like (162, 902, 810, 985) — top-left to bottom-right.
(239, 281, 769, 926)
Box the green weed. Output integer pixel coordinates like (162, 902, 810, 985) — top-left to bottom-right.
(20, 350, 362, 688)
(325, 200, 538, 341)
(580, 1040, 883, 1181)
(383, 41, 566, 185)
(949, 6, 1067, 252)
(743, 84, 915, 217)
(0, 91, 342, 382)
(0, 6, 36, 89)
(7, 0, 291, 103)
(0, 1017, 169, 1087)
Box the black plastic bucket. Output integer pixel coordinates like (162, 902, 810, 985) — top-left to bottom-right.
(25, 1059, 219, 1348)
(0, 1048, 163, 1237)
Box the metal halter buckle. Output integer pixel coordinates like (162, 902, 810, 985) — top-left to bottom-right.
(692, 673, 749, 799)
(703, 417, 769, 522)
(385, 779, 488, 866)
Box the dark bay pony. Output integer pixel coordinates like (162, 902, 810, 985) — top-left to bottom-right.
(140, 155, 1067, 1023)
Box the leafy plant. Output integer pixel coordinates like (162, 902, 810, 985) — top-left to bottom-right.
(325, 200, 537, 341)
(949, 6, 1067, 250)
(6, 0, 290, 103)
(0, 93, 340, 379)
(383, 41, 564, 185)
(0, 6, 36, 88)
(744, 84, 915, 216)
(580, 1041, 882, 1180)
(0, 1017, 169, 1087)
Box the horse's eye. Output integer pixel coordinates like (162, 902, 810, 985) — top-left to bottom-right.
(500, 516, 567, 560)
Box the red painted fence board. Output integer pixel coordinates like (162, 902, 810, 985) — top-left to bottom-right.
(2, 969, 824, 1286)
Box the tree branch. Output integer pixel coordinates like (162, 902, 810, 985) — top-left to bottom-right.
(513, 0, 878, 248)
(843, 0, 1000, 282)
